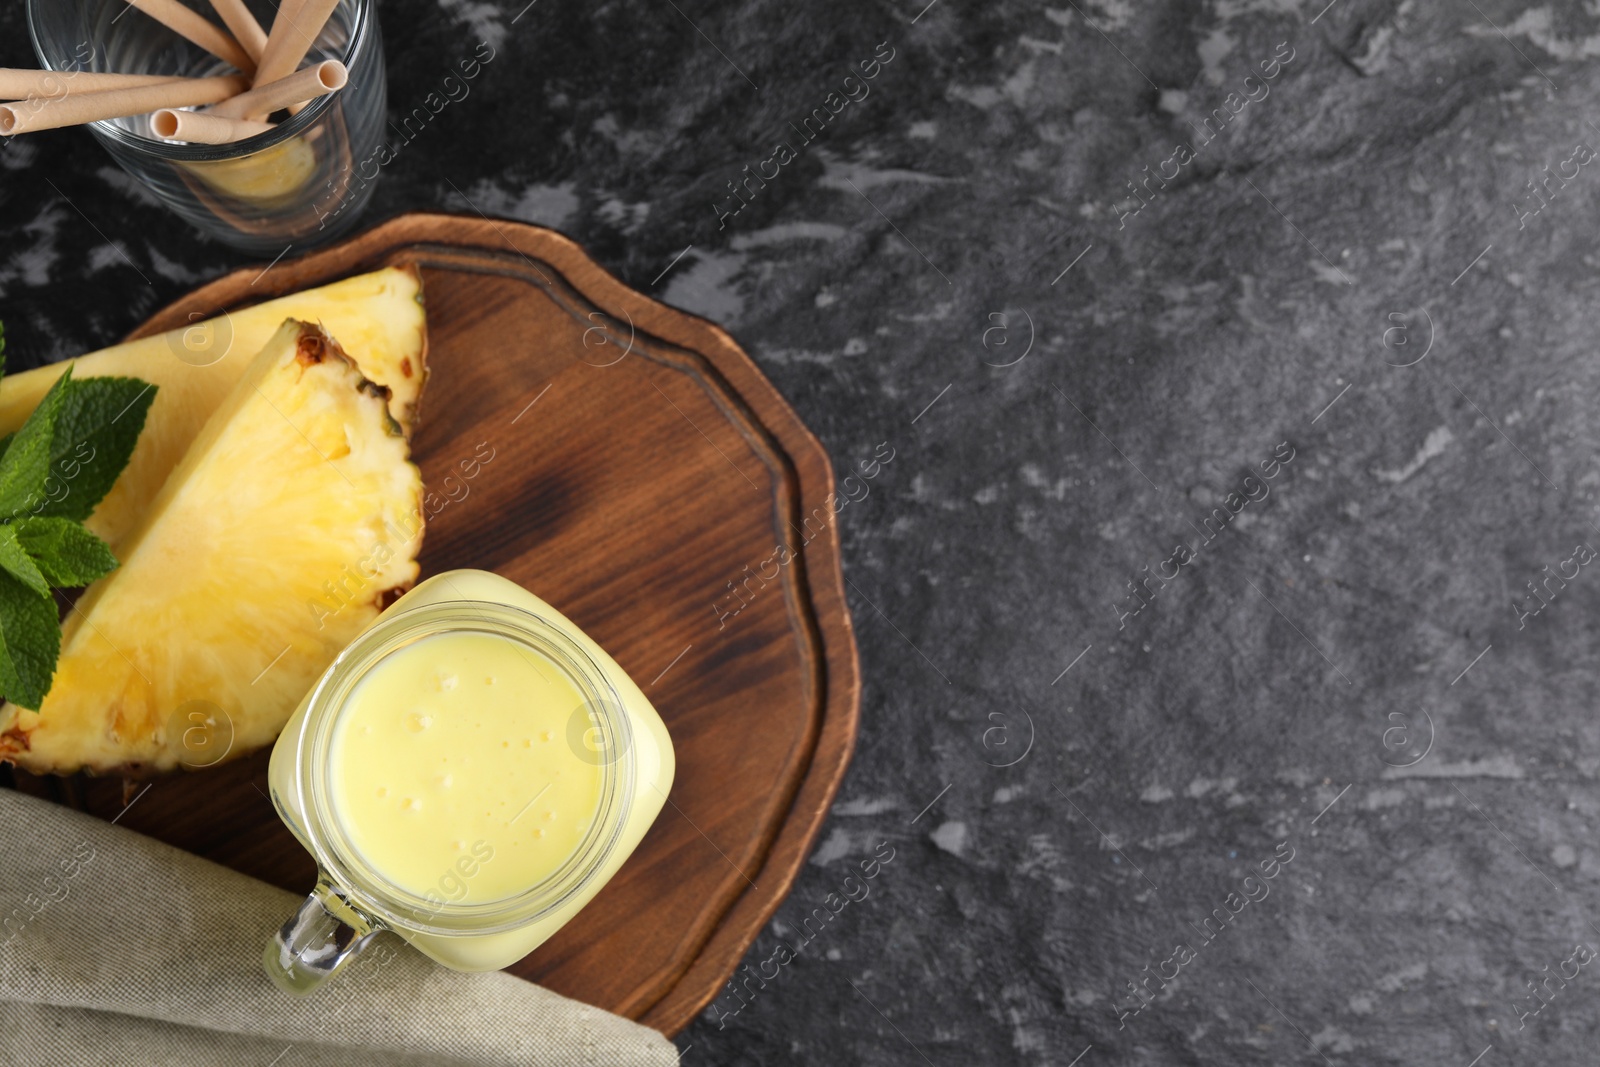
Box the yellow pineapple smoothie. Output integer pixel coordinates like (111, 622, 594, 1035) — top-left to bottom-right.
(183, 137, 319, 202)
(266, 569, 674, 985)
(327, 630, 604, 907)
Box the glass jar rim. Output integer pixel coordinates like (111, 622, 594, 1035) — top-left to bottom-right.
(24, 0, 371, 162)
(290, 598, 637, 938)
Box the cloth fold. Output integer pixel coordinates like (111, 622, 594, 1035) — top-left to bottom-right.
(0, 788, 677, 1067)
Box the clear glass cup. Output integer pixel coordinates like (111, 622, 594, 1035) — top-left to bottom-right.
(26, 0, 386, 255)
(264, 571, 676, 993)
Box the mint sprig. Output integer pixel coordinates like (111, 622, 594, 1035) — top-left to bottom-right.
(0, 341, 156, 710)
(0, 525, 50, 597)
(0, 369, 73, 521)
(14, 518, 121, 588)
(39, 377, 156, 522)
(0, 572, 60, 712)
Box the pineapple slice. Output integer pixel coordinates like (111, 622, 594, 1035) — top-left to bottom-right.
(0, 267, 425, 553)
(0, 321, 424, 776)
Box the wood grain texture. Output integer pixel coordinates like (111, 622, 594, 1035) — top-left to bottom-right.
(6, 214, 860, 1035)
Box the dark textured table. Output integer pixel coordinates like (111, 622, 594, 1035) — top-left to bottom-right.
(9, 0, 1600, 1063)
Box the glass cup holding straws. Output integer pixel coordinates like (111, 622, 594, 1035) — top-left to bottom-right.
(19, 0, 386, 255)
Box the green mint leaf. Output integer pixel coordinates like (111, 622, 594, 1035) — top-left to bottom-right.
(0, 433, 13, 463)
(0, 367, 72, 521)
(0, 570, 60, 709)
(13, 517, 117, 588)
(30, 376, 156, 522)
(0, 525, 49, 597)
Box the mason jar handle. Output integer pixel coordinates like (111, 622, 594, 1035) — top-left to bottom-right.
(263, 874, 384, 994)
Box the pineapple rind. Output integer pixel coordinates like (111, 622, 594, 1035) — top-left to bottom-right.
(0, 321, 424, 776)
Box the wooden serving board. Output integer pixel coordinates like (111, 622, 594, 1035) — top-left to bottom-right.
(7, 213, 860, 1035)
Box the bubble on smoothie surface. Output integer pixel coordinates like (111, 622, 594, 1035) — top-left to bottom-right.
(437, 673, 458, 691)
(406, 711, 433, 733)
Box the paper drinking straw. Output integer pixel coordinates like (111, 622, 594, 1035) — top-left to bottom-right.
(0, 69, 186, 97)
(208, 0, 269, 63)
(208, 60, 345, 120)
(252, 0, 339, 89)
(0, 74, 248, 134)
(152, 108, 273, 143)
(119, 0, 256, 74)
(260, 0, 305, 57)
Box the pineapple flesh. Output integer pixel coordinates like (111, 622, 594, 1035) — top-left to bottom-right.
(0, 321, 424, 776)
(0, 267, 425, 553)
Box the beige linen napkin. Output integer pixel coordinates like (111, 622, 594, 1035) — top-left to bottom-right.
(0, 788, 678, 1067)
